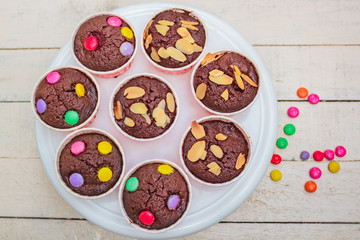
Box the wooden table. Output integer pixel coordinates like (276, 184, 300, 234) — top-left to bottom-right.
(1, 0, 359, 239)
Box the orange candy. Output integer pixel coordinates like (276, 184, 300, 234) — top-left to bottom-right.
(297, 87, 308, 98)
(305, 181, 317, 193)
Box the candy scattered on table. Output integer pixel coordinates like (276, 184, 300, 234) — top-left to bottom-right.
(313, 151, 324, 161)
(300, 151, 310, 160)
(284, 123, 296, 135)
(64, 110, 79, 125)
(335, 146, 346, 157)
(121, 27, 134, 39)
(69, 173, 84, 188)
(309, 167, 322, 179)
(75, 83, 85, 97)
(297, 87, 308, 98)
(126, 177, 139, 192)
(271, 154, 282, 164)
(70, 141, 85, 155)
(328, 161, 340, 173)
(287, 106, 299, 118)
(84, 36, 98, 51)
(324, 149, 335, 160)
(139, 210, 155, 226)
(270, 169, 282, 181)
(276, 137, 288, 149)
(308, 94, 320, 104)
(107, 16, 122, 27)
(167, 195, 180, 210)
(98, 167, 112, 182)
(120, 42, 134, 56)
(157, 164, 173, 175)
(305, 181, 317, 193)
(46, 71, 61, 84)
(98, 141, 112, 155)
(36, 99, 47, 114)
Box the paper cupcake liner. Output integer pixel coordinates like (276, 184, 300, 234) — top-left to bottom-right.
(71, 12, 137, 78)
(109, 73, 180, 142)
(118, 159, 192, 233)
(31, 65, 100, 132)
(179, 115, 252, 186)
(141, 8, 208, 75)
(190, 50, 262, 116)
(55, 128, 126, 199)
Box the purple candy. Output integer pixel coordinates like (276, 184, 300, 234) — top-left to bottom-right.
(69, 173, 84, 188)
(36, 99, 47, 114)
(167, 194, 180, 210)
(300, 151, 310, 160)
(120, 42, 134, 56)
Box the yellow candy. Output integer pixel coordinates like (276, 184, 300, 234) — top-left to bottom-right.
(158, 164, 173, 175)
(270, 169, 282, 181)
(328, 161, 340, 173)
(121, 27, 134, 39)
(75, 83, 85, 97)
(98, 141, 112, 155)
(98, 167, 112, 182)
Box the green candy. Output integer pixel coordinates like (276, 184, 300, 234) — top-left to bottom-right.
(284, 124, 296, 136)
(276, 137, 288, 149)
(126, 177, 139, 192)
(65, 110, 79, 125)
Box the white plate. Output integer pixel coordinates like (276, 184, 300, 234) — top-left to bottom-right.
(35, 2, 277, 239)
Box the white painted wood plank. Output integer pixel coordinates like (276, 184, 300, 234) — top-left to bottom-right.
(1, 0, 360, 48)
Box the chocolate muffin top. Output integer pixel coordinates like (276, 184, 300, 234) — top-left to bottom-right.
(112, 75, 177, 139)
(193, 51, 259, 113)
(34, 68, 98, 129)
(73, 14, 136, 71)
(182, 120, 250, 184)
(143, 8, 206, 68)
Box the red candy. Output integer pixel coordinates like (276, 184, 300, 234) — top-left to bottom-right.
(313, 151, 324, 161)
(271, 154, 282, 164)
(139, 210, 154, 226)
(84, 36, 98, 51)
(305, 181, 317, 193)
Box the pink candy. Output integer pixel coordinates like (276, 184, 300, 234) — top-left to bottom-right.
(309, 167, 322, 179)
(71, 141, 85, 155)
(287, 107, 299, 118)
(335, 146, 346, 157)
(308, 94, 320, 104)
(46, 71, 61, 84)
(324, 149, 335, 160)
(107, 16, 122, 27)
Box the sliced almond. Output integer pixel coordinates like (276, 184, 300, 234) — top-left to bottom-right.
(209, 74, 233, 85)
(241, 74, 258, 87)
(166, 92, 175, 113)
(192, 43, 203, 52)
(236, 153, 246, 170)
(124, 117, 135, 127)
(207, 162, 221, 176)
(150, 47, 161, 62)
(124, 86, 145, 99)
(181, 24, 198, 31)
(209, 69, 224, 77)
(180, 20, 199, 26)
(165, 115, 171, 124)
(143, 20, 153, 39)
(200, 150, 207, 160)
(230, 65, 241, 75)
(167, 47, 187, 62)
(158, 20, 174, 26)
(144, 34, 152, 49)
(191, 121, 205, 139)
(210, 145, 224, 159)
(155, 24, 169, 36)
(130, 103, 148, 114)
(201, 53, 216, 66)
(183, 35, 195, 43)
(195, 83, 207, 100)
(175, 38, 194, 55)
(215, 133, 228, 141)
(158, 47, 170, 59)
(177, 27, 190, 37)
(152, 107, 168, 128)
(114, 101, 123, 120)
(221, 89, 229, 101)
(157, 99, 166, 110)
(141, 114, 151, 125)
(187, 140, 206, 162)
(234, 72, 244, 90)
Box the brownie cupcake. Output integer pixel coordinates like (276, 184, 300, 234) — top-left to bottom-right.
(32, 66, 100, 131)
(56, 128, 125, 198)
(119, 160, 191, 232)
(142, 8, 207, 74)
(192, 50, 260, 115)
(72, 13, 136, 78)
(180, 116, 251, 185)
(110, 74, 178, 140)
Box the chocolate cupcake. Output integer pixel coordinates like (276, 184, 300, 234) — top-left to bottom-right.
(72, 13, 136, 78)
(32, 66, 99, 131)
(110, 74, 178, 140)
(192, 50, 260, 115)
(119, 160, 191, 232)
(180, 116, 251, 185)
(143, 8, 207, 74)
(56, 128, 125, 198)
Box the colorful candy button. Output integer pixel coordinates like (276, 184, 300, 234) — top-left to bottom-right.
(276, 137, 288, 149)
(75, 83, 85, 97)
(309, 167, 322, 179)
(328, 161, 340, 173)
(158, 164, 173, 175)
(167, 195, 180, 210)
(65, 110, 79, 125)
(335, 146, 346, 157)
(98, 141, 112, 155)
(284, 124, 296, 135)
(271, 154, 282, 165)
(71, 141, 85, 155)
(287, 107, 299, 118)
(120, 42, 134, 56)
(107, 16, 122, 27)
(126, 177, 139, 192)
(36, 99, 47, 114)
(84, 36, 98, 51)
(313, 151, 324, 161)
(305, 181, 317, 193)
(69, 173, 84, 188)
(139, 210, 154, 226)
(98, 167, 112, 182)
(308, 94, 320, 104)
(300, 151, 310, 160)
(121, 27, 134, 39)
(46, 71, 61, 84)
(270, 169, 282, 181)
(324, 149, 335, 160)
(297, 87, 308, 98)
